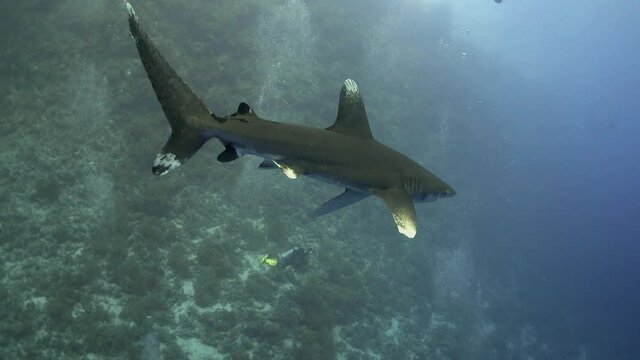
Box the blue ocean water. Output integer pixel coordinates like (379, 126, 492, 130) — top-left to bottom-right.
(0, 0, 638, 359)
(470, 2, 640, 358)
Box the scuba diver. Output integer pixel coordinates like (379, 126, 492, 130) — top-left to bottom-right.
(495, 0, 503, 3)
(260, 246, 311, 271)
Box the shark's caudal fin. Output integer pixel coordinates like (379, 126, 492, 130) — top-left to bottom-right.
(124, 1, 220, 175)
(326, 79, 373, 139)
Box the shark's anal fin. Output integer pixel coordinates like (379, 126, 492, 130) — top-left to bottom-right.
(326, 79, 373, 139)
(374, 188, 417, 238)
(258, 159, 277, 169)
(217, 145, 238, 162)
(311, 189, 370, 218)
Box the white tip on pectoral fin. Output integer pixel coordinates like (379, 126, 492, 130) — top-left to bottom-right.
(392, 210, 417, 239)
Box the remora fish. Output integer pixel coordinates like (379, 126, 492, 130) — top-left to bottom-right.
(123, 1, 455, 238)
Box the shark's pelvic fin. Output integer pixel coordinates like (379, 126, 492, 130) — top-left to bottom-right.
(326, 79, 373, 139)
(375, 188, 417, 239)
(124, 1, 219, 175)
(311, 189, 370, 218)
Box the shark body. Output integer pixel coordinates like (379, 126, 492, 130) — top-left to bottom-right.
(124, 1, 455, 238)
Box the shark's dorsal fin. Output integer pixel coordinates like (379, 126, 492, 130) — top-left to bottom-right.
(327, 79, 373, 139)
(374, 188, 417, 238)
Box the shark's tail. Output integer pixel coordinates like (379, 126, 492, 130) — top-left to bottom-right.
(125, 1, 222, 175)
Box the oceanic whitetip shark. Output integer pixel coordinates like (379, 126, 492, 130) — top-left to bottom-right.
(123, 1, 455, 238)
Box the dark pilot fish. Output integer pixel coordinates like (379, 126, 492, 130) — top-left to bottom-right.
(123, 1, 455, 238)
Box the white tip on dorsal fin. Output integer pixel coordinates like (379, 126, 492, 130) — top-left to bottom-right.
(326, 79, 373, 139)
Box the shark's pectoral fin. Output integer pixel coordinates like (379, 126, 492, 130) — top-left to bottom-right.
(258, 159, 277, 169)
(311, 189, 370, 218)
(217, 145, 238, 162)
(374, 188, 417, 239)
(326, 79, 373, 139)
